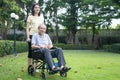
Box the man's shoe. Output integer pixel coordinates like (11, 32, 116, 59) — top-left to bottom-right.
(48, 68, 59, 74)
(61, 67, 71, 72)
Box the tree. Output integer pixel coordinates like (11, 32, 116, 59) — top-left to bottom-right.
(44, 0, 64, 43)
(116, 24, 120, 29)
(60, 0, 79, 44)
(111, 0, 120, 18)
(77, 0, 119, 48)
(0, 0, 20, 39)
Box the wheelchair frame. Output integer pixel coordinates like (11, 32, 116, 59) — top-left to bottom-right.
(28, 48, 67, 80)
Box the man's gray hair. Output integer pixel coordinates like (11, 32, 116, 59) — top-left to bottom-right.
(38, 24, 46, 29)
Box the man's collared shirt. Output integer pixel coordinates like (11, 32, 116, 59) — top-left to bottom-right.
(31, 33, 52, 46)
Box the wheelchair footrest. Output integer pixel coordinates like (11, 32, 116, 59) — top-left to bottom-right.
(46, 62, 59, 69)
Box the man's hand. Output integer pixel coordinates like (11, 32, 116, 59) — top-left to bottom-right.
(40, 45, 52, 49)
(32, 45, 53, 49)
(40, 45, 48, 48)
(47, 45, 53, 49)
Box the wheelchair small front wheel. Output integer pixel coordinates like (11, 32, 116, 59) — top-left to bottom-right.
(60, 71, 67, 77)
(28, 65, 35, 76)
(42, 72, 46, 80)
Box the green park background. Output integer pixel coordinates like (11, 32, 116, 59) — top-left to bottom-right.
(0, 0, 120, 80)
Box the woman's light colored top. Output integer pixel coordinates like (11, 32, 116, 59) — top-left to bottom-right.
(27, 14, 44, 35)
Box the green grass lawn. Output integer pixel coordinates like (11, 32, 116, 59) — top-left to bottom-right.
(0, 50, 120, 80)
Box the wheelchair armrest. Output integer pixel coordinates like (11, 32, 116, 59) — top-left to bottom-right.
(31, 48, 42, 54)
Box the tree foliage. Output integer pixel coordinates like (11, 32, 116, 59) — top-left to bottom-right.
(0, 0, 120, 44)
(44, 0, 65, 43)
(0, 0, 20, 39)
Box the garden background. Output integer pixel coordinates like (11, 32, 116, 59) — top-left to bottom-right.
(0, 0, 120, 80)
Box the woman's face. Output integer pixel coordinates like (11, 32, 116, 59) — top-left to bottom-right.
(34, 5, 40, 14)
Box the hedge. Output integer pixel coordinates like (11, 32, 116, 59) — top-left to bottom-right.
(111, 43, 120, 53)
(103, 43, 120, 53)
(7, 34, 25, 41)
(103, 45, 112, 52)
(0, 40, 28, 57)
(54, 43, 94, 50)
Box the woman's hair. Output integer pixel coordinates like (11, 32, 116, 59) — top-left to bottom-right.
(32, 3, 40, 16)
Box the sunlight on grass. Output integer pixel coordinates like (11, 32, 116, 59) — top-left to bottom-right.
(0, 50, 120, 80)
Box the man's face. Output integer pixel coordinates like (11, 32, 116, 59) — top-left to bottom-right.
(38, 26, 46, 35)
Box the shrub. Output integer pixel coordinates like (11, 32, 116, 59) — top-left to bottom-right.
(15, 41, 28, 53)
(101, 36, 120, 45)
(0, 40, 28, 57)
(103, 45, 112, 52)
(0, 41, 13, 56)
(111, 43, 120, 53)
(54, 43, 94, 50)
(103, 43, 120, 53)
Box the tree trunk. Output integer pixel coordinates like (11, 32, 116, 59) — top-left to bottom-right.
(72, 32, 76, 44)
(54, 8, 59, 43)
(55, 23, 59, 43)
(2, 27, 8, 40)
(71, 26, 77, 44)
(92, 26, 95, 44)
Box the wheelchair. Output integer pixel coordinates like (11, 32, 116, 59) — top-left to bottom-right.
(28, 47, 68, 80)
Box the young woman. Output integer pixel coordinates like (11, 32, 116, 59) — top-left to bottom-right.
(26, 3, 44, 69)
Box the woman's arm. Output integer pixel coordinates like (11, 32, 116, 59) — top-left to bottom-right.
(26, 16, 31, 42)
(26, 22, 30, 41)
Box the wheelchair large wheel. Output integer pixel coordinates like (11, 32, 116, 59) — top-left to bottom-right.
(60, 71, 67, 77)
(42, 72, 46, 80)
(28, 65, 35, 76)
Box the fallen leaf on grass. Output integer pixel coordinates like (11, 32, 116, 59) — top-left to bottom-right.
(17, 78, 22, 80)
(8, 69, 11, 71)
(0, 64, 2, 67)
(74, 71, 78, 73)
(56, 73, 60, 76)
(21, 67, 24, 72)
(97, 66, 102, 69)
(50, 75, 54, 78)
(11, 59, 13, 62)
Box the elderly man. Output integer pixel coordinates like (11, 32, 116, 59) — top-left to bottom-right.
(31, 24, 70, 73)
